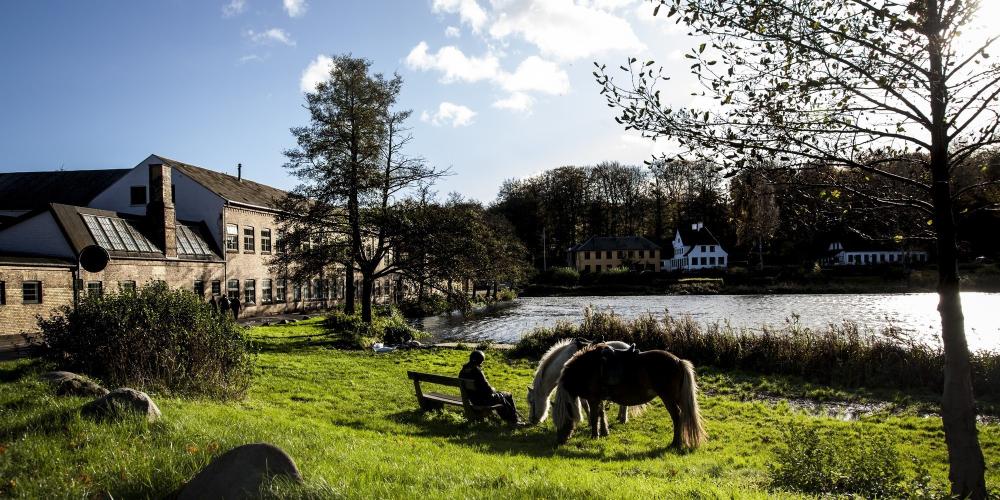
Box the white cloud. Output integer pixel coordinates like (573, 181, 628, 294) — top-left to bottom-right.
(445, 26, 461, 38)
(246, 28, 295, 46)
(239, 54, 264, 64)
(300, 55, 334, 93)
(489, 0, 645, 61)
(432, 0, 487, 32)
(405, 42, 500, 83)
(283, 0, 307, 17)
(421, 102, 477, 127)
(492, 92, 534, 112)
(498, 56, 569, 95)
(222, 0, 246, 17)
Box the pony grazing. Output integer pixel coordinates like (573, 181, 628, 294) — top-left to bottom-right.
(553, 343, 707, 450)
(526, 338, 639, 425)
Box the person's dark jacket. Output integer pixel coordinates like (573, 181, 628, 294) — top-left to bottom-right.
(459, 362, 496, 405)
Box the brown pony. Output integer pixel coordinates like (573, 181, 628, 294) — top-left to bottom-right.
(553, 343, 707, 450)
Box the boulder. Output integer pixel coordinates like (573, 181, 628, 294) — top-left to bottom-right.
(178, 443, 302, 500)
(82, 388, 161, 423)
(57, 377, 109, 397)
(40, 371, 82, 383)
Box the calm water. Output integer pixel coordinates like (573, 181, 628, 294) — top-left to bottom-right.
(413, 293, 1000, 351)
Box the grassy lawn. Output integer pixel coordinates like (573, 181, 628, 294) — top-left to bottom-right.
(1, 317, 998, 498)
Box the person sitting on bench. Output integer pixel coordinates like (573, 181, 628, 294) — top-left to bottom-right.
(459, 350, 524, 426)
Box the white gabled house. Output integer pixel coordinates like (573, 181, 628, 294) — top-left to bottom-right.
(662, 222, 728, 271)
(822, 241, 929, 266)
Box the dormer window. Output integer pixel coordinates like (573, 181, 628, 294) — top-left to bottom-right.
(130, 186, 147, 205)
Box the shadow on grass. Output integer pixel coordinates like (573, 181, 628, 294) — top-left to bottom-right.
(251, 335, 345, 354)
(0, 405, 81, 439)
(0, 358, 45, 383)
(386, 408, 688, 461)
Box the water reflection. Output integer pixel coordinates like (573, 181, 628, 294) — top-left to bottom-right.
(412, 293, 1000, 351)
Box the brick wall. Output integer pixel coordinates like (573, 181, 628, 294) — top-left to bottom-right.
(79, 258, 224, 295)
(0, 264, 74, 334)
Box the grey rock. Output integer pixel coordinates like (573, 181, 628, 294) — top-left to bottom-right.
(178, 443, 302, 500)
(40, 371, 83, 383)
(300, 315, 311, 320)
(57, 377, 109, 397)
(82, 388, 161, 423)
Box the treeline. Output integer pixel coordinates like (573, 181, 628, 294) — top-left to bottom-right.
(490, 154, 1000, 271)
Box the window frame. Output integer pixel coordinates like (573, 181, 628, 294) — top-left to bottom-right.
(211, 280, 221, 296)
(260, 228, 272, 254)
(276, 279, 287, 303)
(0, 280, 5, 305)
(243, 226, 255, 253)
(193, 280, 205, 297)
(86, 281, 103, 297)
(262, 279, 273, 304)
(22, 281, 42, 304)
(119, 280, 136, 293)
(243, 279, 256, 305)
(225, 224, 239, 252)
(227, 279, 240, 301)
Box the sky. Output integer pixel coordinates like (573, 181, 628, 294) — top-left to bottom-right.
(0, 0, 702, 202)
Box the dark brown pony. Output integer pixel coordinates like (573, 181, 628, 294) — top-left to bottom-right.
(553, 343, 707, 449)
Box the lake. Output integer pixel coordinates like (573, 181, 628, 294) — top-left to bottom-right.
(412, 293, 1000, 351)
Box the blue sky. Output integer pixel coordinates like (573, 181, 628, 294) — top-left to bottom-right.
(0, 0, 696, 201)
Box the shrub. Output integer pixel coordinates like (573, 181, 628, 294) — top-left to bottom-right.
(398, 294, 451, 318)
(496, 288, 517, 302)
(37, 283, 254, 399)
(770, 423, 903, 497)
(508, 308, 1000, 398)
(324, 306, 426, 349)
(536, 266, 579, 286)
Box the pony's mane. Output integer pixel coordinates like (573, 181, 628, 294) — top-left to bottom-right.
(533, 337, 578, 381)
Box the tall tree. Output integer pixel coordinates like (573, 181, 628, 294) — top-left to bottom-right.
(730, 168, 780, 269)
(597, 0, 1000, 495)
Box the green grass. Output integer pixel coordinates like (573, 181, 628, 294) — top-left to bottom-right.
(1, 317, 998, 498)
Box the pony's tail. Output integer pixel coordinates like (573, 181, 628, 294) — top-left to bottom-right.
(678, 359, 707, 449)
(552, 384, 582, 444)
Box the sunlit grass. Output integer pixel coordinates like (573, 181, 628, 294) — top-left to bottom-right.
(0, 318, 997, 497)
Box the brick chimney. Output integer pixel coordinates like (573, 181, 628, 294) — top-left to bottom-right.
(148, 163, 177, 258)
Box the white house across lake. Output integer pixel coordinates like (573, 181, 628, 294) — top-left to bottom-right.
(662, 223, 728, 272)
(822, 241, 929, 266)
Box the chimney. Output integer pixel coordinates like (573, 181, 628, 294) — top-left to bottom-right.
(148, 163, 177, 258)
(237, 163, 242, 182)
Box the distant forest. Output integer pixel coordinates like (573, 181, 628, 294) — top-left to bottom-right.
(489, 153, 1000, 270)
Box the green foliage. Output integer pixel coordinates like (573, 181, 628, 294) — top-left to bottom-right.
(536, 266, 579, 286)
(770, 423, 903, 497)
(398, 294, 452, 318)
(37, 283, 254, 399)
(509, 309, 1000, 398)
(496, 288, 518, 302)
(323, 307, 425, 348)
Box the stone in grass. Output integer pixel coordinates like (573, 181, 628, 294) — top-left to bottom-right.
(301, 315, 311, 320)
(82, 388, 161, 423)
(57, 377, 109, 398)
(178, 443, 302, 500)
(39, 371, 82, 384)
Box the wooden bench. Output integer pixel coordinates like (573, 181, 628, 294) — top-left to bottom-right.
(407, 371, 503, 420)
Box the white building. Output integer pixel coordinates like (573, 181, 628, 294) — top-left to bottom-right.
(662, 223, 729, 271)
(822, 241, 929, 266)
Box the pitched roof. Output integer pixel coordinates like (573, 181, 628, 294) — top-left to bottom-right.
(572, 236, 661, 252)
(677, 226, 722, 248)
(153, 155, 287, 210)
(46, 203, 222, 261)
(0, 169, 129, 211)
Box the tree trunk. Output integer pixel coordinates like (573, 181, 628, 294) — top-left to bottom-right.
(360, 275, 374, 323)
(344, 261, 356, 315)
(925, 2, 986, 493)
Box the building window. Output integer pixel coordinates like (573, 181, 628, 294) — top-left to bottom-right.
(243, 226, 255, 253)
(584, 265, 591, 272)
(130, 186, 147, 205)
(276, 279, 287, 303)
(709, 257, 716, 265)
(227, 279, 239, 301)
(618, 250, 625, 258)
(582, 251, 589, 260)
(275, 231, 285, 254)
(262, 279, 273, 304)
(638, 250, 644, 258)
(86, 281, 103, 297)
(261, 229, 272, 254)
(701, 245, 707, 252)
(0, 281, 5, 305)
(293, 283, 302, 301)
(119, 280, 136, 293)
(226, 224, 239, 252)
(605, 250, 612, 259)
(194, 280, 205, 297)
(22, 281, 42, 304)
(596, 264, 602, 272)
(244, 279, 255, 305)
(720, 256, 726, 266)
(710, 245, 715, 252)
(211, 280, 221, 296)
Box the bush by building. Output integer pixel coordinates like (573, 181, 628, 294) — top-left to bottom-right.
(37, 283, 255, 399)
